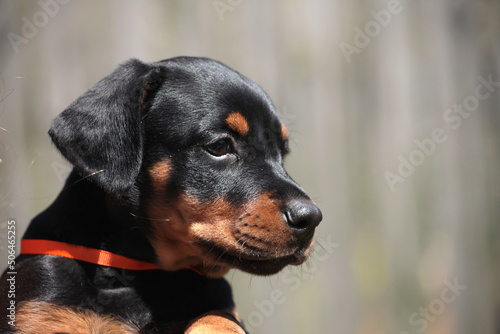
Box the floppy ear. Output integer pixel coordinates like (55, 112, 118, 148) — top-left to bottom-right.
(49, 59, 163, 194)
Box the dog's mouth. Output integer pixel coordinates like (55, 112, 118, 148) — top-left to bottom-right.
(193, 238, 314, 276)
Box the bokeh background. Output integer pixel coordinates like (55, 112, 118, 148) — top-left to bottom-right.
(1, 1, 499, 333)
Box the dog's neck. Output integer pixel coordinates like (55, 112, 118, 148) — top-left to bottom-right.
(22, 169, 157, 264)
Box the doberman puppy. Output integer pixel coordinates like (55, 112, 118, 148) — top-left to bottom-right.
(0, 57, 322, 333)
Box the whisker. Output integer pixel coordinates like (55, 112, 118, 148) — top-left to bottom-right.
(313, 241, 326, 252)
(229, 269, 237, 284)
(62, 170, 105, 192)
(247, 276, 254, 291)
(128, 212, 172, 222)
(202, 243, 220, 267)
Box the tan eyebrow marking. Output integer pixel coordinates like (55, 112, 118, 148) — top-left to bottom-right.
(149, 158, 172, 196)
(226, 112, 249, 136)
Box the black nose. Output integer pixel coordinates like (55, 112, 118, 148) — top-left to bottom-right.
(284, 200, 322, 239)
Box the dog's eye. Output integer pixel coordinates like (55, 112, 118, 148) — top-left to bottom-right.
(206, 139, 233, 157)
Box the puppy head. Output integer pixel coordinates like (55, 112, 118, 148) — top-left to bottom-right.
(50, 57, 322, 277)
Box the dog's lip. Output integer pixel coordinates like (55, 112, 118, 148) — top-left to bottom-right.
(230, 252, 307, 276)
(196, 242, 309, 275)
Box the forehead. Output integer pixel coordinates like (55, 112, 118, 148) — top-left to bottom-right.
(199, 75, 284, 139)
(150, 58, 287, 141)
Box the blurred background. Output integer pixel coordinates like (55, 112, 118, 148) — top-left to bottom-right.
(0, 1, 499, 333)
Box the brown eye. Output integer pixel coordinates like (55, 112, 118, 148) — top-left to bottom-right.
(206, 139, 233, 157)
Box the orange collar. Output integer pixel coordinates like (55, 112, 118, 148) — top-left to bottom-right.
(21, 239, 204, 275)
(21, 239, 160, 270)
